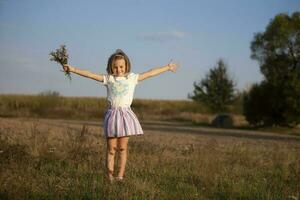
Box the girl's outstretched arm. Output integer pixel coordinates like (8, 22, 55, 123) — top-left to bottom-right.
(63, 64, 104, 82)
(138, 60, 178, 81)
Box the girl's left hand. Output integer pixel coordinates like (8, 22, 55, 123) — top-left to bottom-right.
(168, 60, 179, 72)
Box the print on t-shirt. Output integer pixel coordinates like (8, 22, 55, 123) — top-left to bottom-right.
(111, 80, 129, 96)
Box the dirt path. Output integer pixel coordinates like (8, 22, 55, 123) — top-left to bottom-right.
(15, 117, 300, 143)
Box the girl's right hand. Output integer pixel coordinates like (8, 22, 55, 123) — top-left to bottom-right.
(63, 64, 72, 73)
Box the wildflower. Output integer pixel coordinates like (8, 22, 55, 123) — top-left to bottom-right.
(49, 45, 71, 81)
(48, 147, 56, 153)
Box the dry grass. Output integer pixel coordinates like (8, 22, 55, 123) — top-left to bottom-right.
(0, 117, 299, 199)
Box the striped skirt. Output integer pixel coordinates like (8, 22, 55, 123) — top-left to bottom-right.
(103, 107, 144, 138)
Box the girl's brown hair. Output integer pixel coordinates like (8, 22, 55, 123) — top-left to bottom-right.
(106, 49, 131, 74)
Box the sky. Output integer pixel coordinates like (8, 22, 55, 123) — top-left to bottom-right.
(0, 0, 299, 100)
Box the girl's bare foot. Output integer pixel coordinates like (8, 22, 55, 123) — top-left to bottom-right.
(107, 172, 114, 182)
(115, 176, 124, 182)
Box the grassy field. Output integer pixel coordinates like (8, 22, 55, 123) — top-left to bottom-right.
(0, 117, 299, 200)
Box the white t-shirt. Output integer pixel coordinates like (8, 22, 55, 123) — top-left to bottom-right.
(102, 73, 139, 108)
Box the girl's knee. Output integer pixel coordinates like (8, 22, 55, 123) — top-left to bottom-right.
(108, 147, 117, 155)
(118, 148, 127, 157)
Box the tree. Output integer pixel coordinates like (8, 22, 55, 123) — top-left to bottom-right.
(245, 12, 300, 126)
(189, 59, 236, 112)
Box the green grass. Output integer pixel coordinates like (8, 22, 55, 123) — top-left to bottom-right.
(0, 117, 299, 199)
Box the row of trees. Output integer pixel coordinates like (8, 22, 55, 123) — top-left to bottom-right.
(189, 12, 300, 127)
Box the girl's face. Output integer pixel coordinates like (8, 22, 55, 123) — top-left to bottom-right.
(113, 58, 127, 77)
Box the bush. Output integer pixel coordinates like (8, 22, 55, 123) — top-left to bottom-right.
(243, 82, 290, 126)
(211, 114, 234, 128)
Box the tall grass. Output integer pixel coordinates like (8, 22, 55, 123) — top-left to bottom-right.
(0, 92, 234, 123)
(0, 92, 108, 120)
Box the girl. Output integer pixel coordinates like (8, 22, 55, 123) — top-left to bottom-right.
(63, 49, 178, 182)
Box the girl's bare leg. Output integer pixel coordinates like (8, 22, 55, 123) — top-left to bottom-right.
(117, 136, 129, 178)
(106, 137, 118, 179)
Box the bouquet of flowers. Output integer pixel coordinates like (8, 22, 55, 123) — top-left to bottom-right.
(49, 44, 71, 81)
